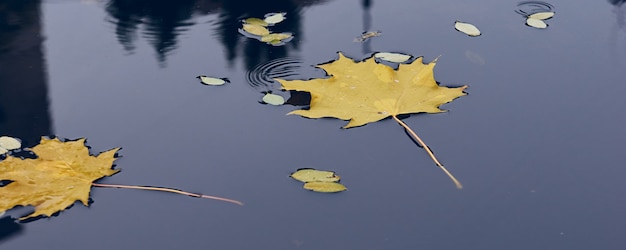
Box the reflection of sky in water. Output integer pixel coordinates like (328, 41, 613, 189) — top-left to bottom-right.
(0, 0, 624, 249)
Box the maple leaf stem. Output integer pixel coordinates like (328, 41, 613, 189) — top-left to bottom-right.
(391, 115, 463, 189)
(91, 183, 244, 206)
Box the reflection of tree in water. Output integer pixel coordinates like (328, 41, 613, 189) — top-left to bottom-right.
(608, 0, 626, 65)
(105, 0, 329, 68)
(609, 0, 626, 30)
(0, 0, 52, 147)
(105, 0, 198, 65)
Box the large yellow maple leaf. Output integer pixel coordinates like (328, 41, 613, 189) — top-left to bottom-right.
(277, 52, 467, 188)
(277, 52, 467, 128)
(0, 137, 119, 219)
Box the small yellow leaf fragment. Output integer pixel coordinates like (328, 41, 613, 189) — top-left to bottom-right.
(264, 12, 286, 25)
(242, 24, 270, 36)
(374, 52, 412, 63)
(197, 76, 229, 86)
(526, 18, 548, 29)
(454, 21, 481, 36)
(0, 136, 21, 151)
(262, 93, 285, 105)
(528, 11, 555, 20)
(290, 168, 340, 183)
(303, 182, 347, 193)
(261, 33, 293, 43)
(244, 17, 268, 26)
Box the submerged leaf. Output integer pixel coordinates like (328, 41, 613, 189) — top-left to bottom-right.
(374, 52, 412, 63)
(526, 18, 548, 29)
(0, 138, 119, 220)
(264, 12, 286, 25)
(303, 182, 347, 193)
(528, 11, 555, 20)
(276, 52, 467, 128)
(454, 21, 481, 36)
(353, 30, 381, 42)
(197, 76, 229, 86)
(262, 93, 285, 105)
(242, 24, 270, 36)
(290, 168, 340, 183)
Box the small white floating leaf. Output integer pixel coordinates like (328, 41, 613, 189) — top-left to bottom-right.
(526, 18, 548, 29)
(264, 12, 286, 25)
(528, 11, 555, 20)
(374, 52, 412, 63)
(0, 136, 21, 150)
(454, 21, 481, 36)
(262, 93, 285, 105)
(197, 76, 229, 86)
(0, 148, 7, 155)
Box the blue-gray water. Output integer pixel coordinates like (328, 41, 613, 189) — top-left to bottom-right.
(1, 0, 625, 249)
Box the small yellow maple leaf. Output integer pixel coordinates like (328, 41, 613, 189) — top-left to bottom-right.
(276, 52, 467, 128)
(0, 137, 119, 220)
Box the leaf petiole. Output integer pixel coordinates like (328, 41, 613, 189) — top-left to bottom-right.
(391, 115, 463, 189)
(91, 183, 244, 206)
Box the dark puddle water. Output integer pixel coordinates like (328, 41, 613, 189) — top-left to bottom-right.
(1, 0, 625, 249)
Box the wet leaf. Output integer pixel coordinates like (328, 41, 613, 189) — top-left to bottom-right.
(276, 52, 467, 128)
(197, 76, 229, 86)
(454, 21, 481, 36)
(242, 24, 270, 36)
(0, 136, 21, 151)
(374, 52, 412, 63)
(303, 182, 347, 193)
(528, 11, 555, 20)
(261, 33, 293, 43)
(290, 168, 340, 183)
(244, 17, 268, 26)
(0, 138, 119, 220)
(264, 12, 286, 25)
(526, 18, 547, 29)
(262, 93, 285, 105)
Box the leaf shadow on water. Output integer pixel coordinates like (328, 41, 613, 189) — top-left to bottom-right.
(0, 216, 24, 244)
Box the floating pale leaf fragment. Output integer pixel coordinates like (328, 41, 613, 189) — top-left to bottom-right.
(244, 17, 268, 26)
(242, 24, 270, 36)
(303, 182, 347, 193)
(264, 12, 286, 25)
(528, 11, 555, 20)
(290, 168, 340, 183)
(374, 52, 412, 63)
(262, 93, 285, 105)
(0, 148, 7, 154)
(261, 33, 293, 43)
(526, 18, 547, 29)
(197, 76, 229, 86)
(0, 136, 21, 151)
(454, 21, 481, 36)
(353, 30, 381, 42)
